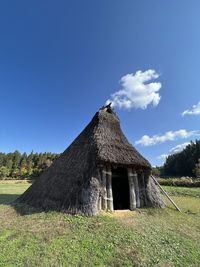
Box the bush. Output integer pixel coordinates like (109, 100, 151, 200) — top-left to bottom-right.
(158, 177, 200, 187)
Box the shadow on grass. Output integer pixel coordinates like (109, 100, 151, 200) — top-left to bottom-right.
(0, 194, 42, 215)
(0, 194, 20, 204)
(13, 203, 42, 215)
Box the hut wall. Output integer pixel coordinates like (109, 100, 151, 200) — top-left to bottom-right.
(145, 170, 166, 208)
(137, 170, 147, 207)
(137, 171, 144, 207)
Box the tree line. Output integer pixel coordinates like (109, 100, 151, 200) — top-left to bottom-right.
(162, 140, 200, 177)
(0, 151, 59, 180)
(1, 140, 200, 180)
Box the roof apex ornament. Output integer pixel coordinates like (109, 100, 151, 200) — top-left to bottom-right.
(100, 102, 113, 113)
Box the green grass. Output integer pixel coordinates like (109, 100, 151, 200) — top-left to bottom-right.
(0, 182, 200, 267)
(163, 185, 200, 198)
(0, 181, 30, 204)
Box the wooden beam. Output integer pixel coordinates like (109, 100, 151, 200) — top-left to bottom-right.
(132, 169, 140, 208)
(127, 168, 136, 210)
(101, 167, 107, 210)
(106, 165, 114, 211)
(97, 168, 102, 211)
(151, 175, 181, 212)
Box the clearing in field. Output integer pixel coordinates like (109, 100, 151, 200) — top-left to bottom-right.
(0, 181, 199, 267)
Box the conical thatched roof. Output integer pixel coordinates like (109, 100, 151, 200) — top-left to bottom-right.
(94, 106, 150, 167)
(17, 105, 152, 215)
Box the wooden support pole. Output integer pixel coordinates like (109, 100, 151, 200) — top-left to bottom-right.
(151, 175, 181, 212)
(106, 165, 114, 211)
(101, 167, 107, 210)
(97, 168, 102, 211)
(127, 168, 136, 210)
(132, 169, 140, 208)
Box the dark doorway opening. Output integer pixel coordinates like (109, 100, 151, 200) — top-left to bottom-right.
(112, 167, 130, 210)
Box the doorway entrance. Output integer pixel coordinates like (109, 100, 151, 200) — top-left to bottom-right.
(112, 167, 130, 210)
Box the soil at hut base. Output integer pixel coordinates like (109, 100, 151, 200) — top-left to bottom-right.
(101, 209, 137, 218)
(0, 181, 199, 267)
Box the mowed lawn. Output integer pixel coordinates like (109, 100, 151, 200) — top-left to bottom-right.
(0, 181, 199, 267)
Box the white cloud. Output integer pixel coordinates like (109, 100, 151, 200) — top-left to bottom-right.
(157, 154, 168, 161)
(135, 129, 198, 146)
(157, 142, 190, 164)
(170, 142, 190, 154)
(106, 69, 161, 110)
(182, 102, 200, 116)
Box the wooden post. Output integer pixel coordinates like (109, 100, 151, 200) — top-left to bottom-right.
(97, 168, 102, 211)
(106, 165, 114, 211)
(101, 167, 107, 210)
(127, 168, 136, 210)
(132, 169, 140, 208)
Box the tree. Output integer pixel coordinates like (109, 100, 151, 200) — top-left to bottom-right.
(152, 167, 161, 177)
(0, 151, 59, 179)
(12, 150, 21, 170)
(194, 159, 200, 178)
(19, 166, 28, 178)
(163, 140, 200, 177)
(0, 166, 10, 179)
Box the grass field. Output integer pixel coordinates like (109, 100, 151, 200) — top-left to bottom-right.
(0, 181, 199, 267)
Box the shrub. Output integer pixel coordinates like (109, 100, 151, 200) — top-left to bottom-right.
(157, 177, 200, 187)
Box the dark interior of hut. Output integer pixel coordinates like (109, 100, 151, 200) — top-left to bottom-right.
(112, 167, 130, 210)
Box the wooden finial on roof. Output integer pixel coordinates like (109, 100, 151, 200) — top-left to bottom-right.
(100, 102, 113, 113)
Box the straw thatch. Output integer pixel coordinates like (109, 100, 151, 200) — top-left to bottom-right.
(16, 105, 165, 215)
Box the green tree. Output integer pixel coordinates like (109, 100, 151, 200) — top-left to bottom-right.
(152, 167, 161, 177)
(163, 140, 200, 177)
(0, 150, 59, 180)
(12, 150, 21, 170)
(0, 166, 10, 179)
(193, 159, 200, 178)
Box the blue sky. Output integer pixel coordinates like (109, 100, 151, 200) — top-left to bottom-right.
(0, 1, 199, 166)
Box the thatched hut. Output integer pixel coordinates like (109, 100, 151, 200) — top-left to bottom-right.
(17, 105, 165, 215)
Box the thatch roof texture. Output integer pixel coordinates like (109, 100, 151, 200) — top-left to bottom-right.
(17, 106, 164, 215)
(95, 107, 151, 167)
